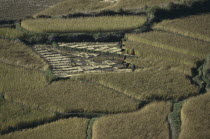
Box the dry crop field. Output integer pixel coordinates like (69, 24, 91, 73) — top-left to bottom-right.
(0, 0, 63, 20)
(1, 0, 210, 138)
(154, 13, 210, 42)
(21, 16, 146, 33)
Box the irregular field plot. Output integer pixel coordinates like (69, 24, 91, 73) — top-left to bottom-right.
(126, 31, 210, 59)
(0, 28, 24, 39)
(34, 45, 130, 78)
(75, 70, 199, 101)
(35, 0, 114, 17)
(0, 63, 139, 113)
(93, 102, 171, 139)
(0, 0, 63, 20)
(58, 42, 123, 55)
(0, 99, 55, 134)
(179, 92, 210, 139)
(1, 118, 89, 139)
(21, 16, 147, 33)
(154, 13, 210, 42)
(0, 39, 48, 70)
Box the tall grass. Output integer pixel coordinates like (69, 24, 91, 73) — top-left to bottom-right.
(0, 28, 24, 39)
(154, 13, 210, 42)
(179, 92, 210, 139)
(126, 31, 210, 59)
(74, 70, 199, 101)
(0, 100, 55, 134)
(21, 16, 147, 33)
(93, 102, 171, 139)
(0, 39, 48, 70)
(1, 118, 89, 139)
(0, 63, 139, 113)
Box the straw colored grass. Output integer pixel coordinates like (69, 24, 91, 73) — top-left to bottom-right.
(93, 101, 172, 139)
(0, 39, 48, 70)
(75, 70, 199, 101)
(154, 13, 210, 42)
(126, 31, 210, 59)
(179, 92, 210, 139)
(0, 63, 139, 113)
(1, 118, 89, 139)
(0, 28, 24, 39)
(0, 99, 55, 133)
(35, 0, 113, 17)
(125, 40, 198, 67)
(21, 16, 147, 33)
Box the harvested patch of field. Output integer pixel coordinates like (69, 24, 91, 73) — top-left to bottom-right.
(0, 0, 63, 20)
(126, 31, 210, 59)
(1, 118, 89, 139)
(75, 70, 199, 101)
(179, 92, 210, 139)
(34, 45, 129, 78)
(0, 28, 24, 39)
(0, 99, 55, 134)
(0, 63, 139, 113)
(0, 39, 48, 70)
(93, 102, 171, 139)
(35, 0, 114, 17)
(154, 13, 210, 42)
(21, 16, 147, 33)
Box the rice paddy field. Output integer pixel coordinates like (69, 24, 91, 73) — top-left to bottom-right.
(21, 16, 147, 33)
(1, 118, 89, 139)
(1, 0, 210, 138)
(92, 102, 172, 139)
(154, 13, 210, 42)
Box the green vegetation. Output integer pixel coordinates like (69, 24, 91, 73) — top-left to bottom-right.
(168, 102, 183, 139)
(0, 99, 55, 134)
(0, 39, 48, 70)
(75, 70, 199, 101)
(0, 63, 139, 113)
(21, 16, 147, 33)
(93, 102, 171, 139)
(35, 0, 113, 17)
(1, 118, 89, 139)
(180, 92, 210, 139)
(126, 31, 210, 59)
(0, 28, 24, 39)
(154, 13, 210, 42)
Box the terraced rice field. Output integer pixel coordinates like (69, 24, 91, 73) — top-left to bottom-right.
(34, 44, 130, 78)
(126, 31, 210, 60)
(21, 16, 146, 33)
(154, 13, 210, 42)
(0, 0, 63, 20)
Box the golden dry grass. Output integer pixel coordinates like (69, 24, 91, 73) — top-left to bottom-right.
(0, 28, 24, 39)
(35, 0, 113, 17)
(0, 39, 48, 70)
(125, 40, 198, 67)
(0, 63, 139, 113)
(126, 31, 210, 59)
(179, 92, 210, 139)
(75, 70, 199, 101)
(21, 16, 147, 33)
(93, 101, 172, 139)
(1, 118, 89, 139)
(0, 99, 55, 133)
(154, 13, 210, 42)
